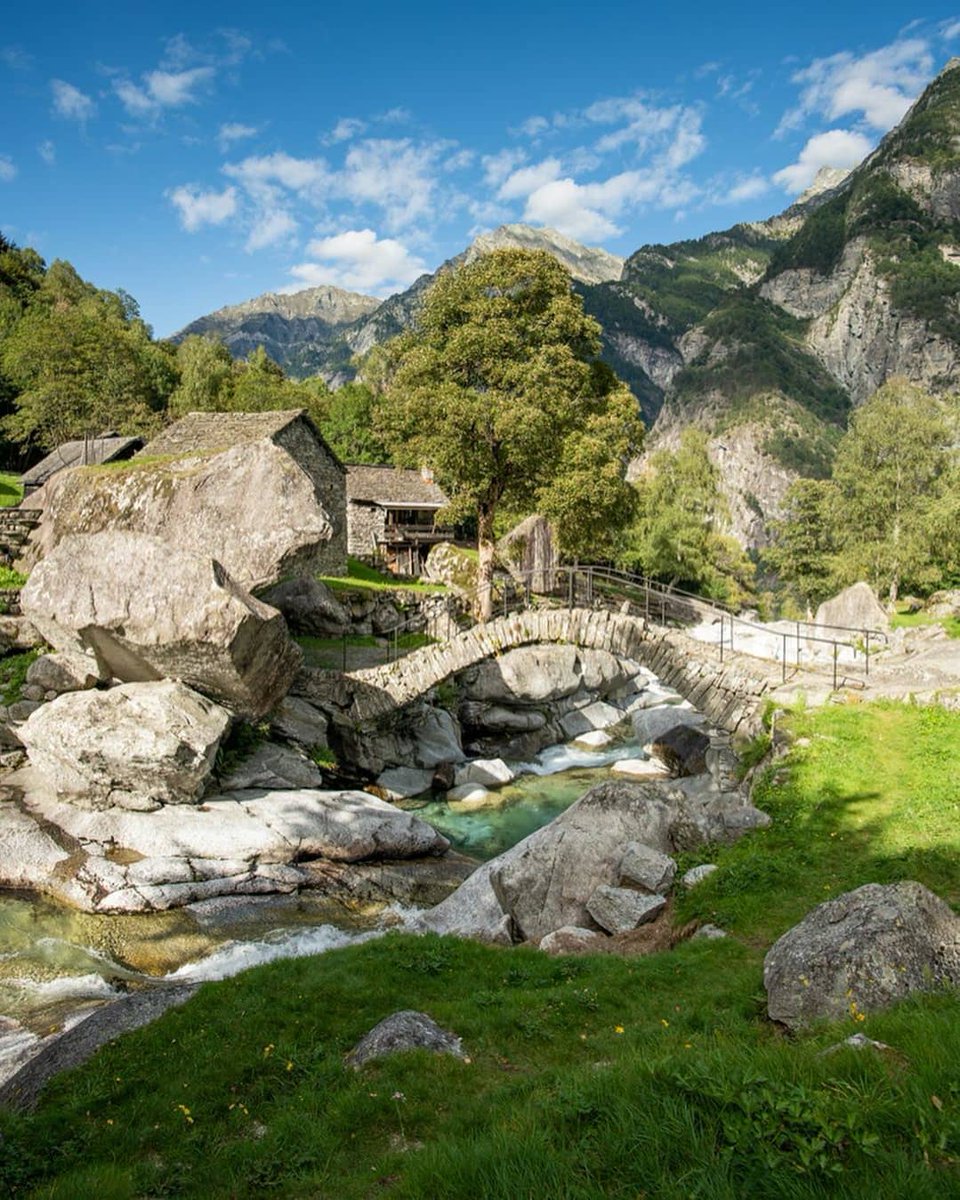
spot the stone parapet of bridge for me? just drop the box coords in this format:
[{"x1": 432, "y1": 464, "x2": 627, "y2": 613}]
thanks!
[{"x1": 298, "y1": 608, "x2": 777, "y2": 736}]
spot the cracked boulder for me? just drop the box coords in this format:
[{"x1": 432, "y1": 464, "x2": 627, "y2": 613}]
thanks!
[
  {"x1": 17, "y1": 680, "x2": 230, "y2": 811},
  {"x1": 764, "y1": 881, "x2": 960, "y2": 1030},
  {"x1": 20, "y1": 531, "x2": 300, "y2": 719}
]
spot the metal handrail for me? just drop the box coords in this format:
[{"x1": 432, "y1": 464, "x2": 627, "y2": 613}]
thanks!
[{"x1": 489, "y1": 563, "x2": 888, "y2": 691}]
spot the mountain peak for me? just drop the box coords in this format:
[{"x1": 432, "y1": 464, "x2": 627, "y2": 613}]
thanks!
[{"x1": 466, "y1": 223, "x2": 624, "y2": 285}]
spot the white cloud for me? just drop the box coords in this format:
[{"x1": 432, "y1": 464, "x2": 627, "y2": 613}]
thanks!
[
  {"x1": 1, "y1": 46, "x2": 32, "y2": 70},
  {"x1": 719, "y1": 175, "x2": 770, "y2": 203},
  {"x1": 37, "y1": 140, "x2": 55, "y2": 166},
  {"x1": 218, "y1": 122, "x2": 258, "y2": 151},
  {"x1": 523, "y1": 174, "x2": 639, "y2": 241},
  {"x1": 115, "y1": 66, "x2": 215, "y2": 117},
  {"x1": 168, "y1": 184, "x2": 238, "y2": 231},
  {"x1": 773, "y1": 128, "x2": 872, "y2": 193},
  {"x1": 51, "y1": 79, "x2": 96, "y2": 122},
  {"x1": 497, "y1": 158, "x2": 563, "y2": 200},
  {"x1": 245, "y1": 208, "x2": 298, "y2": 251},
  {"x1": 224, "y1": 151, "x2": 329, "y2": 194},
  {"x1": 0, "y1": 156, "x2": 16, "y2": 183},
  {"x1": 482, "y1": 148, "x2": 527, "y2": 187},
  {"x1": 327, "y1": 117, "x2": 367, "y2": 144},
  {"x1": 290, "y1": 228, "x2": 426, "y2": 295},
  {"x1": 941, "y1": 19, "x2": 960, "y2": 40},
  {"x1": 519, "y1": 115, "x2": 549, "y2": 137},
  {"x1": 778, "y1": 37, "x2": 932, "y2": 135},
  {"x1": 338, "y1": 138, "x2": 443, "y2": 230}
]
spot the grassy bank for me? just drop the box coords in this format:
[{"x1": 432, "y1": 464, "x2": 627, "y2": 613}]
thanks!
[
  {"x1": 3, "y1": 701, "x2": 960, "y2": 1198},
  {"x1": 319, "y1": 557, "x2": 447, "y2": 596}
]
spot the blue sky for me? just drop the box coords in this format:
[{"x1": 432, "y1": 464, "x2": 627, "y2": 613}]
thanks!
[{"x1": 2, "y1": 2, "x2": 958, "y2": 337}]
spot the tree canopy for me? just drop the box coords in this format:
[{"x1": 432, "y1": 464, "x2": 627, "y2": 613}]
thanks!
[
  {"x1": 768, "y1": 379, "x2": 960, "y2": 608},
  {"x1": 619, "y1": 428, "x2": 753, "y2": 604},
  {"x1": 375, "y1": 248, "x2": 643, "y2": 616}
]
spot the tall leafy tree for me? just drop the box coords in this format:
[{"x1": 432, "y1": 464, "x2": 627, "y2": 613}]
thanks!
[
  {"x1": 1, "y1": 262, "x2": 172, "y2": 449},
  {"x1": 765, "y1": 478, "x2": 839, "y2": 615},
  {"x1": 376, "y1": 249, "x2": 643, "y2": 618},
  {"x1": 830, "y1": 378, "x2": 956, "y2": 604},
  {"x1": 621, "y1": 428, "x2": 753, "y2": 603}
]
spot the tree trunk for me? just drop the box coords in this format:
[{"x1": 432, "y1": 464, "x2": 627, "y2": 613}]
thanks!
[{"x1": 477, "y1": 505, "x2": 496, "y2": 622}]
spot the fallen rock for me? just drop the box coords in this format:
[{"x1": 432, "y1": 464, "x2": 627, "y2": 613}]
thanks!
[
  {"x1": 446, "y1": 783, "x2": 491, "y2": 804},
  {"x1": 539, "y1": 926, "x2": 603, "y2": 955},
  {"x1": 259, "y1": 575, "x2": 350, "y2": 635},
  {"x1": 924, "y1": 588, "x2": 960, "y2": 619},
  {"x1": 649, "y1": 725, "x2": 710, "y2": 777},
  {"x1": 18, "y1": 681, "x2": 230, "y2": 810},
  {"x1": 270, "y1": 696, "x2": 328, "y2": 748},
  {"x1": 25, "y1": 651, "x2": 102, "y2": 696},
  {"x1": 573, "y1": 730, "x2": 613, "y2": 749},
  {"x1": 454, "y1": 758, "x2": 515, "y2": 788},
  {"x1": 0, "y1": 616, "x2": 45, "y2": 651},
  {"x1": 631, "y1": 706, "x2": 704, "y2": 746},
  {"x1": 586, "y1": 885, "x2": 666, "y2": 934},
  {"x1": 815, "y1": 581, "x2": 889, "y2": 633},
  {"x1": 348, "y1": 1011, "x2": 466, "y2": 1068},
  {"x1": 21, "y1": 532, "x2": 300, "y2": 719},
  {"x1": 619, "y1": 842, "x2": 676, "y2": 893},
  {"x1": 681, "y1": 863, "x2": 718, "y2": 888},
  {"x1": 560, "y1": 701, "x2": 624, "y2": 739},
  {"x1": 414, "y1": 862, "x2": 514, "y2": 945},
  {"x1": 376, "y1": 766, "x2": 433, "y2": 800},
  {"x1": 693, "y1": 924, "x2": 727, "y2": 940},
  {"x1": 497, "y1": 513, "x2": 556, "y2": 593},
  {"x1": 764, "y1": 881, "x2": 960, "y2": 1030},
  {"x1": 412, "y1": 708, "x2": 463, "y2": 768},
  {"x1": 219, "y1": 742, "x2": 324, "y2": 791}
]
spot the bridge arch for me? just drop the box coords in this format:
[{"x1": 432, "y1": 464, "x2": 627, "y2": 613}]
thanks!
[{"x1": 301, "y1": 608, "x2": 775, "y2": 736}]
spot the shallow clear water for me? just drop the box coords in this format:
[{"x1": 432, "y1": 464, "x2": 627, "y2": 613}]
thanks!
[
  {"x1": 0, "y1": 730, "x2": 652, "y2": 1073},
  {"x1": 407, "y1": 737, "x2": 648, "y2": 860}
]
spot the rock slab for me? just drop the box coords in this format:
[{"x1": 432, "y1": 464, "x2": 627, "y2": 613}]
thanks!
[
  {"x1": 21, "y1": 531, "x2": 300, "y2": 719},
  {"x1": 764, "y1": 881, "x2": 960, "y2": 1029},
  {"x1": 586, "y1": 885, "x2": 666, "y2": 934}
]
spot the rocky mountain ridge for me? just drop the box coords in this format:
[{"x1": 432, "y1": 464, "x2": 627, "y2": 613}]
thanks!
[{"x1": 174, "y1": 59, "x2": 960, "y2": 547}]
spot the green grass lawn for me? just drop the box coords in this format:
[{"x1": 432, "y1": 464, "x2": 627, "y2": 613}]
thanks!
[
  {"x1": 319, "y1": 557, "x2": 447, "y2": 595},
  {"x1": 4, "y1": 702, "x2": 960, "y2": 1198},
  {"x1": 890, "y1": 609, "x2": 960, "y2": 638},
  {"x1": 0, "y1": 472, "x2": 23, "y2": 508}
]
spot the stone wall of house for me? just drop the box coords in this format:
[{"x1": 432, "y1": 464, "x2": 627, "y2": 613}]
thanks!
[
  {"x1": 275, "y1": 421, "x2": 347, "y2": 576},
  {"x1": 346, "y1": 501, "x2": 386, "y2": 558}
]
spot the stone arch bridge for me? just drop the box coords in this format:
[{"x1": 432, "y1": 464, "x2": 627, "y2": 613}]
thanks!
[{"x1": 297, "y1": 608, "x2": 792, "y2": 736}]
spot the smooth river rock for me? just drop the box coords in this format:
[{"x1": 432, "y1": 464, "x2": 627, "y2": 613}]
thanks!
[{"x1": 1, "y1": 768, "x2": 451, "y2": 912}]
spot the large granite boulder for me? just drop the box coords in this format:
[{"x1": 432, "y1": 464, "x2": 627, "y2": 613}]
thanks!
[
  {"x1": 1, "y1": 768, "x2": 451, "y2": 912},
  {"x1": 815, "y1": 582, "x2": 890, "y2": 633},
  {"x1": 421, "y1": 779, "x2": 769, "y2": 945},
  {"x1": 18, "y1": 681, "x2": 230, "y2": 811},
  {"x1": 259, "y1": 576, "x2": 350, "y2": 635},
  {"x1": 764, "y1": 881, "x2": 960, "y2": 1029},
  {"x1": 924, "y1": 589, "x2": 960, "y2": 618},
  {"x1": 21, "y1": 531, "x2": 300, "y2": 719},
  {"x1": 21, "y1": 410, "x2": 346, "y2": 590},
  {"x1": 497, "y1": 514, "x2": 557, "y2": 593}
]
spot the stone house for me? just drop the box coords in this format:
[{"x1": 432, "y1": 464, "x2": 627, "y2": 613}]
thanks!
[
  {"x1": 346, "y1": 464, "x2": 450, "y2": 576},
  {"x1": 20, "y1": 434, "x2": 143, "y2": 498},
  {"x1": 22, "y1": 409, "x2": 347, "y2": 590}
]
